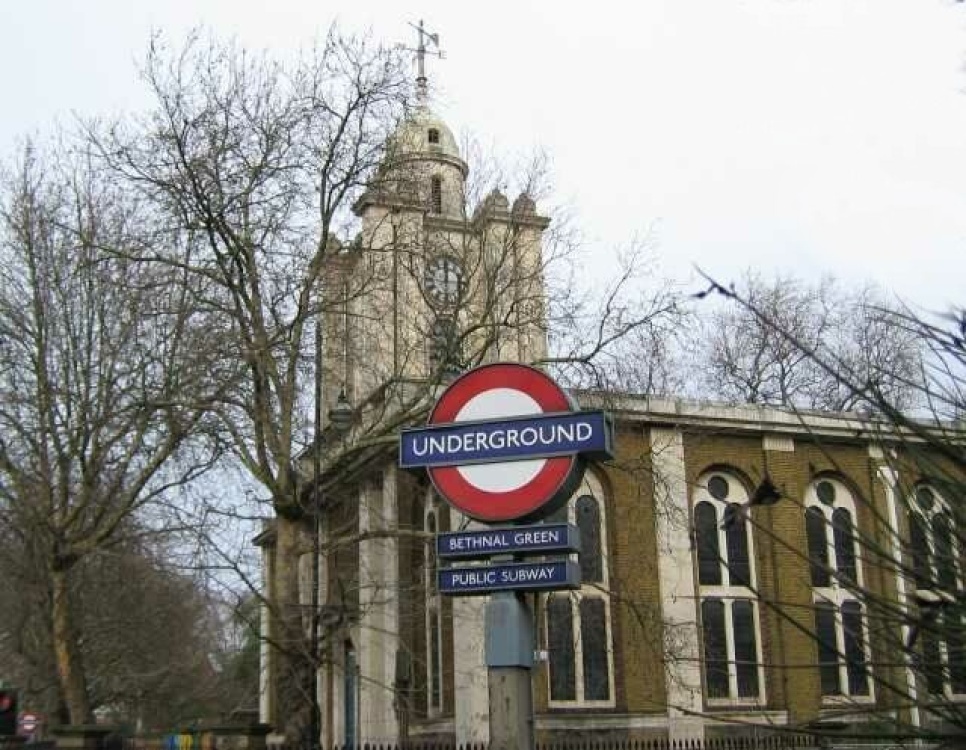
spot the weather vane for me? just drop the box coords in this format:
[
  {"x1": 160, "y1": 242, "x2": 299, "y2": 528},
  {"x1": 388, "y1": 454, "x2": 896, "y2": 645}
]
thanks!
[{"x1": 401, "y1": 20, "x2": 444, "y2": 102}]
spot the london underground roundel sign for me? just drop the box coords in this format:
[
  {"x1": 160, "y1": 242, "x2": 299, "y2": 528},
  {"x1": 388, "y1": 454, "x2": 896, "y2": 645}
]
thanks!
[{"x1": 399, "y1": 363, "x2": 613, "y2": 523}]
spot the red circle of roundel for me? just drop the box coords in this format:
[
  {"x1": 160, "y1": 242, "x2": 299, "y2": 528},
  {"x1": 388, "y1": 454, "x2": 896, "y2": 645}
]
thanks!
[{"x1": 427, "y1": 363, "x2": 577, "y2": 522}]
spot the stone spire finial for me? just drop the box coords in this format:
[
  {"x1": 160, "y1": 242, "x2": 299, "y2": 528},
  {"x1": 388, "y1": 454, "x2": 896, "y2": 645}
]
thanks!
[{"x1": 512, "y1": 194, "x2": 536, "y2": 215}]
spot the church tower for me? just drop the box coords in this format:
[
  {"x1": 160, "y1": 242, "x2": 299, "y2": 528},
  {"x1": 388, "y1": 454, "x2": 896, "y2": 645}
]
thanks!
[
  {"x1": 311, "y1": 24, "x2": 552, "y2": 748},
  {"x1": 320, "y1": 44, "x2": 549, "y2": 418}
]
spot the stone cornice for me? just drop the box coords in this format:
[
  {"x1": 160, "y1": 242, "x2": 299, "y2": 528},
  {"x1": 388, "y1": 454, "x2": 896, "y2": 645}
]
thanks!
[
  {"x1": 352, "y1": 189, "x2": 424, "y2": 216},
  {"x1": 386, "y1": 151, "x2": 469, "y2": 177},
  {"x1": 470, "y1": 209, "x2": 551, "y2": 231},
  {"x1": 424, "y1": 214, "x2": 473, "y2": 233},
  {"x1": 575, "y1": 391, "x2": 964, "y2": 445}
]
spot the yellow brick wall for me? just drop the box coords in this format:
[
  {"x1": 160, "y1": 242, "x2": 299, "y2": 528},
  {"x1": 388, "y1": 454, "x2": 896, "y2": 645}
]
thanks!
[
  {"x1": 602, "y1": 424, "x2": 668, "y2": 713},
  {"x1": 679, "y1": 432, "x2": 902, "y2": 723},
  {"x1": 685, "y1": 431, "x2": 824, "y2": 721},
  {"x1": 395, "y1": 414, "x2": 953, "y2": 739}
]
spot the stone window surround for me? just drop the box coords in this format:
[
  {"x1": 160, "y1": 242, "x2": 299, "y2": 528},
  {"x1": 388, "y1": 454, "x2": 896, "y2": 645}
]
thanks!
[
  {"x1": 805, "y1": 476, "x2": 875, "y2": 704},
  {"x1": 693, "y1": 470, "x2": 767, "y2": 707},
  {"x1": 907, "y1": 484, "x2": 966, "y2": 698},
  {"x1": 545, "y1": 473, "x2": 616, "y2": 709}
]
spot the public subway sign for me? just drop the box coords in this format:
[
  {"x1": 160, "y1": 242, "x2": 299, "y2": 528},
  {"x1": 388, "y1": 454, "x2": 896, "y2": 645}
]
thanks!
[
  {"x1": 438, "y1": 559, "x2": 581, "y2": 595},
  {"x1": 399, "y1": 363, "x2": 613, "y2": 523}
]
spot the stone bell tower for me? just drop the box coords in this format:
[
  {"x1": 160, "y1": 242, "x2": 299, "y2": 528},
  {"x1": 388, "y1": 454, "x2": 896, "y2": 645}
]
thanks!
[
  {"x1": 312, "y1": 24, "x2": 550, "y2": 419},
  {"x1": 322, "y1": 100, "x2": 550, "y2": 417},
  {"x1": 311, "y1": 23, "x2": 551, "y2": 748}
]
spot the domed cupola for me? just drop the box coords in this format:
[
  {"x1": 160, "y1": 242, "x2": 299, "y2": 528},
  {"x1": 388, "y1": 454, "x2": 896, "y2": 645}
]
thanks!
[
  {"x1": 387, "y1": 107, "x2": 466, "y2": 173},
  {"x1": 383, "y1": 106, "x2": 469, "y2": 186},
  {"x1": 354, "y1": 23, "x2": 467, "y2": 217},
  {"x1": 366, "y1": 106, "x2": 467, "y2": 218}
]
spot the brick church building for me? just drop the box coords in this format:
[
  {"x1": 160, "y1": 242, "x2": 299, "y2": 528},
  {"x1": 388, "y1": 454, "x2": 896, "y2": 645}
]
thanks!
[{"x1": 255, "y1": 79, "x2": 963, "y2": 747}]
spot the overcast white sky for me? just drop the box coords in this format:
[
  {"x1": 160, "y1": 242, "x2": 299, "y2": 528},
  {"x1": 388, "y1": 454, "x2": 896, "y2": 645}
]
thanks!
[{"x1": 2, "y1": 0, "x2": 965, "y2": 308}]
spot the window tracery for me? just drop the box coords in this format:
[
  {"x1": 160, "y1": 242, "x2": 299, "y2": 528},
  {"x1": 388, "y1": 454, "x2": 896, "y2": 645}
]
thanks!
[
  {"x1": 693, "y1": 471, "x2": 764, "y2": 702},
  {"x1": 907, "y1": 484, "x2": 966, "y2": 696},
  {"x1": 544, "y1": 480, "x2": 614, "y2": 706},
  {"x1": 805, "y1": 477, "x2": 871, "y2": 698}
]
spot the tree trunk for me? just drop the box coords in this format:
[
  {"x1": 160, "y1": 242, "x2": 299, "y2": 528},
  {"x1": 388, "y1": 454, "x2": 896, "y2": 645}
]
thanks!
[
  {"x1": 50, "y1": 565, "x2": 93, "y2": 724},
  {"x1": 273, "y1": 514, "x2": 313, "y2": 742}
]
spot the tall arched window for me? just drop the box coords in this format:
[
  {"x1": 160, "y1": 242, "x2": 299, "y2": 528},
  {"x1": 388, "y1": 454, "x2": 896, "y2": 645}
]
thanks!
[
  {"x1": 907, "y1": 485, "x2": 966, "y2": 696},
  {"x1": 424, "y1": 498, "x2": 443, "y2": 715},
  {"x1": 805, "y1": 477, "x2": 871, "y2": 698},
  {"x1": 544, "y1": 476, "x2": 614, "y2": 707},
  {"x1": 430, "y1": 175, "x2": 443, "y2": 214},
  {"x1": 343, "y1": 640, "x2": 357, "y2": 747},
  {"x1": 693, "y1": 471, "x2": 764, "y2": 702},
  {"x1": 429, "y1": 317, "x2": 461, "y2": 375}
]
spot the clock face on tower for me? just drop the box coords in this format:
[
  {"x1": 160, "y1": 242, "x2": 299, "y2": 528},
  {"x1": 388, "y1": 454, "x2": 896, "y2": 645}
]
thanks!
[{"x1": 424, "y1": 256, "x2": 463, "y2": 306}]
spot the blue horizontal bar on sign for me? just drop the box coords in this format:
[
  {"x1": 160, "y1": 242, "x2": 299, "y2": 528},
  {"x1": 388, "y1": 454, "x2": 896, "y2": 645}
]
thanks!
[
  {"x1": 399, "y1": 410, "x2": 612, "y2": 469},
  {"x1": 438, "y1": 560, "x2": 581, "y2": 596},
  {"x1": 436, "y1": 523, "x2": 580, "y2": 560}
]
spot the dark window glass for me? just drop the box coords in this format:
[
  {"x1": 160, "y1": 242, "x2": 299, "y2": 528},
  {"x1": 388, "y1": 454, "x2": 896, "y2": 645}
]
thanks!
[
  {"x1": 430, "y1": 176, "x2": 442, "y2": 213},
  {"x1": 917, "y1": 486, "x2": 936, "y2": 511},
  {"x1": 547, "y1": 596, "x2": 576, "y2": 701},
  {"x1": 909, "y1": 513, "x2": 932, "y2": 589},
  {"x1": 833, "y1": 508, "x2": 858, "y2": 584},
  {"x1": 933, "y1": 514, "x2": 957, "y2": 592},
  {"x1": 430, "y1": 611, "x2": 441, "y2": 708},
  {"x1": 945, "y1": 612, "x2": 966, "y2": 694},
  {"x1": 344, "y1": 642, "x2": 357, "y2": 747},
  {"x1": 816, "y1": 480, "x2": 836, "y2": 506},
  {"x1": 576, "y1": 495, "x2": 603, "y2": 583},
  {"x1": 429, "y1": 317, "x2": 460, "y2": 372},
  {"x1": 725, "y1": 504, "x2": 751, "y2": 586},
  {"x1": 579, "y1": 597, "x2": 610, "y2": 700},
  {"x1": 702, "y1": 598, "x2": 729, "y2": 698},
  {"x1": 428, "y1": 128, "x2": 440, "y2": 144},
  {"x1": 806, "y1": 507, "x2": 830, "y2": 587},
  {"x1": 732, "y1": 600, "x2": 759, "y2": 698},
  {"x1": 695, "y1": 502, "x2": 722, "y2": 586},
  {"x1": 815, "y1": 603, "x2": 841, "y2": 695},
  {"x1": 842, "y1": 601, "x2": 869, "y2": 696},
  {"x1": 921, "y1": 627, "x2": 945, "y2": 695},
  {"x1": 707, "y1": 475, "x2": 729, "y2": 500}
]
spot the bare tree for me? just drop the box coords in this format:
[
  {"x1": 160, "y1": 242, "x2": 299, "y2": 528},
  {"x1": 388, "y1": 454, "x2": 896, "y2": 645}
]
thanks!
[
  {"x1": 693, "y1": 271, "x2": 923, "y2": 411},
  {"x1": 85, "y1": 29, "x2": 412, "y2": 740},
  {"x1": 0, "y1": 529, "x2": 233, "y2": 730},
  {"x1": 80, "y1": 27, "x2": 689, "y2": 741},
  {"x1": 0, "y1": 142, "x2": 223, "y2": 723}
]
